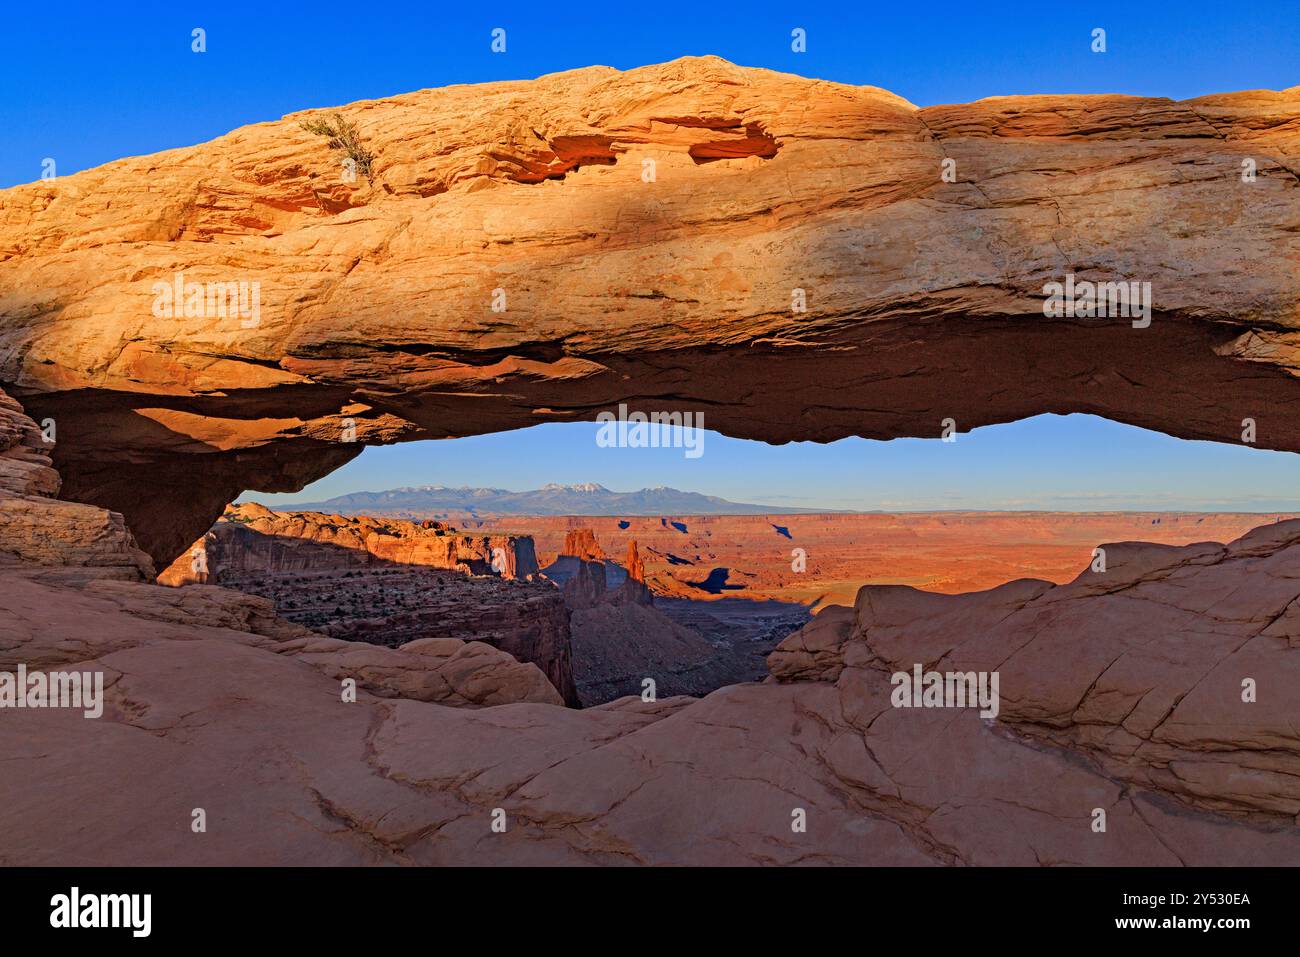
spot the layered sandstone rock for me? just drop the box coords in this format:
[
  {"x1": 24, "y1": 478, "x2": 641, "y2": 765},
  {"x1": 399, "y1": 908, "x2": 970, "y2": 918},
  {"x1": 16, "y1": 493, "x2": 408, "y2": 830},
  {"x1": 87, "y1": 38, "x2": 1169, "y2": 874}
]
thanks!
[
  {"x1": 159, "y1": 502, "x2": 539, "y2": 584},
  {"x1": 1, "y1": 59, "x2": 1297, "y2": 567},
  {"x1": 0, "y1": 387, "x2": 153, "y2": 581},
  {"x1": 560, "y1": 556, "x2": 608, "y2": 611},
  {"x1": 619, "y1": 540, "x2": 653, "y2": 606},
  {"x1": 157, "y1": 501, "x2": 578, "y2": 705},
  {"x1": 562, "y1": 528, "x2": 604, "y2": 562},
  {"x1": 556, "y1": 531, "x2": 652, "y2": 610},
  {"x1": 315, "y1": 579, "x2": 578, "y2": 707},
  {"x1": 0, "y1": 389, "x2": 58, "y2": 497},
  {"x1": 3, "y1": 522, "x2": 1299, "y2": 864},
  {"x1": 555, "y1": 528, "x2": 798, "y2": 704}
]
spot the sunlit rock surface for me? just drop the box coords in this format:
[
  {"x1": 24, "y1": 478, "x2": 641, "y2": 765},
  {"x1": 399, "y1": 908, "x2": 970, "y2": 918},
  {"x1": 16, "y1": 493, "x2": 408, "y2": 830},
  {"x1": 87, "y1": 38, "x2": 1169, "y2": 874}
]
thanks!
[{"x1": 1, "y1": 59, "x2": 1297, "y2": 567}]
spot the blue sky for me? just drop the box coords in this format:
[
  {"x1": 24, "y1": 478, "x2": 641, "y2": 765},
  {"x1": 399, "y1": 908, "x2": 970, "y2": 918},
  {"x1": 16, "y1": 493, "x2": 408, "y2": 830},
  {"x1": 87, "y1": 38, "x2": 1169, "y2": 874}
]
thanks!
[
  {"x1": 254, "y1": 416, "x2": 1300, "y2": 512},
  {"x1": 3, "y1": 2, "x2": 1296, "y2": 189},
  {"x1": 6, "y1": 3, "x2": 1298, "y2": 510}
]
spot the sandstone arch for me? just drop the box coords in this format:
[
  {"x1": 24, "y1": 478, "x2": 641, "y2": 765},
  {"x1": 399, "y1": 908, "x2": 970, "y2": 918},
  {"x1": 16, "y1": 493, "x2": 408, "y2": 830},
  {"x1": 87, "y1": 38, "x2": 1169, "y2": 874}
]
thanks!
[{"x1": 1, "y1": 57, "x2": 1298, "y2": 568}]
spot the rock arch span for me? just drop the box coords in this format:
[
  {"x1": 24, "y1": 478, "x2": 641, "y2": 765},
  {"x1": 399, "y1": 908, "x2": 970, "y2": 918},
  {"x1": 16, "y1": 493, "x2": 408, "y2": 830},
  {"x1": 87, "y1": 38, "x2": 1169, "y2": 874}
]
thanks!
[{"x1": 1, "y1": 57, "x2": 1298, "y2": 568}]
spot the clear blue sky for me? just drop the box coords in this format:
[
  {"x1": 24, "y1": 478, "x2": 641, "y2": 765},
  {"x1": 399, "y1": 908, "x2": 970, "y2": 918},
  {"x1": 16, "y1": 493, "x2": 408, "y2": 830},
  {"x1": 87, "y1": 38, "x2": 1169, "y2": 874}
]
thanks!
[
  {"x1": 254, "y1": 416, "x2": 1300, "y2": 512},
  {"x1": 3, "y1": 2, "x2": 1296, "y2": 189},
  {"x1": 6, "y1": 3, "x2": 1298, "y2": 510}
]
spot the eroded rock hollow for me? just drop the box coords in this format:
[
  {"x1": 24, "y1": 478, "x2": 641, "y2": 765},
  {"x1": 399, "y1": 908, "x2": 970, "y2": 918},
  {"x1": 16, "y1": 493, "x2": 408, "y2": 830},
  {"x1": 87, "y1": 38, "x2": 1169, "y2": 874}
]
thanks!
[{"x1": 1, "y1": 58, "x2": 1298, "y2": 567}]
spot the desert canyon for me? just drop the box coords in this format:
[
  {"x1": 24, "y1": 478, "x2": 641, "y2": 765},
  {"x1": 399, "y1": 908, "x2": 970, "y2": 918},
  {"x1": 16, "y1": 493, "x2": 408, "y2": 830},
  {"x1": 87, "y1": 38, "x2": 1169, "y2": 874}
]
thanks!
[{"x1": 1, "y1": 57, "x2": 1299, "y2": 865}]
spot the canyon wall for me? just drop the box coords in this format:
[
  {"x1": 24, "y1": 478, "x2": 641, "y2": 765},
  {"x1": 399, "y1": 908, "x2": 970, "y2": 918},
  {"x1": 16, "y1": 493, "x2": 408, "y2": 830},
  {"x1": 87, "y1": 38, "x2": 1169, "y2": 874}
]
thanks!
[
  {"x1": 554, "y1": 528, "x2": 792, "y2": 705},
  {"x1": 158, "y1": 502, "x2": 577, "y2": 706},
  {"x1": 159, "y1": 502, "x2": 539, "y2": 584}
]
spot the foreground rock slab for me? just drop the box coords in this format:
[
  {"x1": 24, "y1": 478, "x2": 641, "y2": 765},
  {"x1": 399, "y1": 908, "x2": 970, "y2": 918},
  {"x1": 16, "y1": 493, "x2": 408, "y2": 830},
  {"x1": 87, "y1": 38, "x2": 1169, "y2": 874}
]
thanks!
[{"x1": 3, "y1": 522, "x2": 1298, "y2": 864}]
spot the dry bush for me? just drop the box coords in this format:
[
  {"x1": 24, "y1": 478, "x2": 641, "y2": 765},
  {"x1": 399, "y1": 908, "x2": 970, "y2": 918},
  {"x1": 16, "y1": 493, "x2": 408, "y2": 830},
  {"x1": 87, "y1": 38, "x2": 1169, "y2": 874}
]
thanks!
[{"x1": 299, "y1": 112, "x2": 375, "y2": 184}]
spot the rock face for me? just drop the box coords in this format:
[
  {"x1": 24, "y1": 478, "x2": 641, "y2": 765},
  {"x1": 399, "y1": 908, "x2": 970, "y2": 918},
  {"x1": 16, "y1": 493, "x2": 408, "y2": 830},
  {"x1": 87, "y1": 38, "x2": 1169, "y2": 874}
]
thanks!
[
  {"x1": 556, "y1": 530, "x2": 652, "y2": 611},
  {"x1": 620, "y1": 540, "x2": 653, "y2": 605},
  {"x1": 567, "y1": 601, "x2": 741, "y2": 706},
  {"x1": 562, "y1": 528, "x2": 604, "y2": 562},
  {"x1": 769, "y1": 520, "x2": 1300, "y2": 825},
  {"x1": 0, "y1": 389, "x2": 59, "y2": 498},
  {"x1": 554, "y1": 528, "x2": 800, "y2": 705},
  {"x1": 1, "y1": 58, "x2": 1298, "y2": 568},
  {"x1": 314, "y1": 579, "x2": 579, "y2": 707},
  {"x1": 4, "y1": 521, "x2": 1300, "y2": 864},
  {"x1": 560, "y1": 555, "x2": 608, "y2": 611},
  {"x1": 0, "y1": 565, "x2": 564, "y2": 713},
  {"x1": 158, "y1": 502, "x2": 578, "y2": 706},
  {"x1": 159, "y1": 502, "x2": 540, "y2": 584},
  {"x1": 0, "y1": 387, "x2": 153, "y2": 581}
]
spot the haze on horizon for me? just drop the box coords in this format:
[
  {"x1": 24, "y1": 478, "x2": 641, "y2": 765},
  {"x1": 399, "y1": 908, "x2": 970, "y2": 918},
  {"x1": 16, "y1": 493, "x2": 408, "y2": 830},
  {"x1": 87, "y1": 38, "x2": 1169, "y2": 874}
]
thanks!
[{"x1": 247, "y1": 413, "x2": 1300, "y2": 513}]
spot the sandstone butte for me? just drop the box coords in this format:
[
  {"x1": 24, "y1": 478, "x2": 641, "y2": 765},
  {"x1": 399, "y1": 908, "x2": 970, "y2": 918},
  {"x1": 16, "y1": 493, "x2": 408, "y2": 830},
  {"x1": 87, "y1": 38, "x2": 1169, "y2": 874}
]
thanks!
[
  {"x1": 0, "y1": 57, "x2": 1298, "y2": 569},
  {"x1": 1, "y1": 58, "x2": 1300, "y2": 865}
]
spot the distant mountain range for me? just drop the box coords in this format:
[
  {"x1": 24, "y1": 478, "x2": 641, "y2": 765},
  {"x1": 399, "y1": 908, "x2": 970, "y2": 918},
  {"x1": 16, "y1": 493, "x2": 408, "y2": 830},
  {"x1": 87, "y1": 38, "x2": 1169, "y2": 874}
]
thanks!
[{"x1": 281, "y1": 483, "x2": 829, "y2": 516}]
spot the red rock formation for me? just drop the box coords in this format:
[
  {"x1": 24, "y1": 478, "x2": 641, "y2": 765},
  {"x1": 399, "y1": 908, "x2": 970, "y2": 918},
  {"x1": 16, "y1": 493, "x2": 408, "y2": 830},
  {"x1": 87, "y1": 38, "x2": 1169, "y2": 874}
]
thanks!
[
  {"x1": 562, "y1": 528, "x2": 605, "y2": 562},
  {"x1": 613, "y1": 540, "x2": 653, "y2": 606},
  {"x1": 2, "y1": 60, "x2": 1298, "y2": 567},
  {"x1": 456, "y1": 511, "x2": 1300, "y2": 608},
  {"x1": 554, "y1": 530, "x2": 652, "y2": 610},
  {"x1": 552, "y1": 532, "x2": 739, "y2": 703},
  {"x1": 0, "y1": 389, "x2": 59, "y2": 498},
  {"x1": 625, "y1": 540, "x2": 645, "y2": 583},
  {"x1": 156, "y1": 501, "x2": 578, "y2": 705},
  {"x1": 558, "y1": 527, "x2": 625, "y2": 611},
  {"x1": 561, "y1": 558, "x2": 607, "y2": 611},
  {"x1": 159, "y1": 502, "x2": 539, "y2": 585}
]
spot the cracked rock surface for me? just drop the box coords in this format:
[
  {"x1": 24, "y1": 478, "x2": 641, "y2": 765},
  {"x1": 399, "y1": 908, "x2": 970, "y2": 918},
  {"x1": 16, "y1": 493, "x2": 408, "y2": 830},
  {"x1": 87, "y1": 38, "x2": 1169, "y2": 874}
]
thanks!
[{"x1": 3, "y1": 519, "x2": 1298, "y2": 864}]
